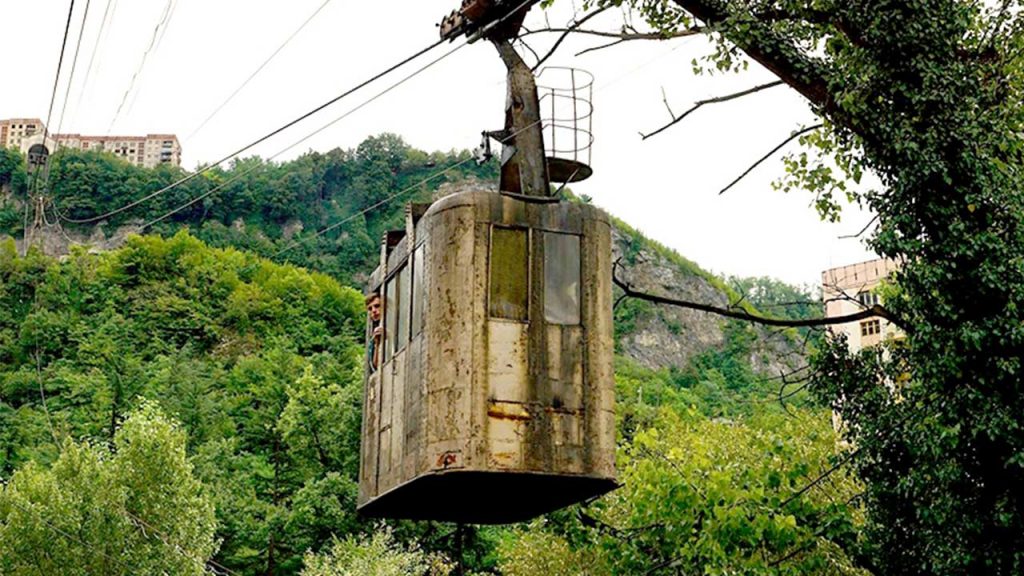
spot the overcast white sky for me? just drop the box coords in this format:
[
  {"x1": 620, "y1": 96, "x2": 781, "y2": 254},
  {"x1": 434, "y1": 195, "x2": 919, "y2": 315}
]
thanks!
[{"x1": 0, "y1": 0, "x2": 877, "y2": 286}]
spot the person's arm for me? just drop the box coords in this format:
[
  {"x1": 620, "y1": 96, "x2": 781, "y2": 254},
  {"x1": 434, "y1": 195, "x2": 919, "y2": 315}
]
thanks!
[{"x1": 371, "y1": 325, "x2": 382, "y2": 370}]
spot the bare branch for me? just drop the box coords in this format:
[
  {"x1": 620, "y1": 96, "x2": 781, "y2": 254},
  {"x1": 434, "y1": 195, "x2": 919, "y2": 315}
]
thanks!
[
  {"x1": 516, "y1": 38, "x2": 541, "y2": 67},
  {"x1": 763, "y1": 363, "x2": 813, "y2": 382},
  {"x1": 613, "y1": 267, "x2": 905, "y2": 330},
  {"x1": 719, "y1": 124, "x2": 822, "y2": 195},
  {"x1": 642, "y1": 80, "x2": 784, "y2": 140},
  {"x1": 779, "y1": 447, "x2": 860, "y2": 510},
  {"x1": 575, "y1": 38, "x2": 627, "y2": 57},
  {"x1": 522, "y1": 26, "x2": 701, "y2": 41},
  {"x1": 531, "y1": 6, "x2": 611, "y2": 72},
  {"x1": 838, "y1": 214, "x2": 879, "y2": 239},
  {"x1": 660, "y1": 86, "x2": 676, "y2": 120}
]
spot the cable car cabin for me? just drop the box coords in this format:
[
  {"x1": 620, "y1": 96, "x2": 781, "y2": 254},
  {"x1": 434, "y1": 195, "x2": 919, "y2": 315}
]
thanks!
[{"x1": 358, "y1": 190, "x2": 616, "y2": 524}]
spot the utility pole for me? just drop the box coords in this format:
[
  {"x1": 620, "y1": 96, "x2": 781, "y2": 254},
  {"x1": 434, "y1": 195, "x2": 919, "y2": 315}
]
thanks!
[
  {"x1": 23, "y1": 144, "x2": 50, "y2": 256},
  {"x1": 22, "y1": 143, "x2": 65, "y2": 257}
]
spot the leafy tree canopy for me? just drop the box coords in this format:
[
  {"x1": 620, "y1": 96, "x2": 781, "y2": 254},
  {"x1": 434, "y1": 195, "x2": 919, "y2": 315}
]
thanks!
[
  {"x1": 498, "y1": 407, "x2": 865, "y2": 575},
  {"x1": 0, "y1": 232, "x2": 367, "y2": 574},
  {"x1": 0, "y1": 401, "x2": 218, "y2": 576},
  {"x1": 0, "y1": 134, "x2": 497, "y2": 285},
  {"x1": 558, "y1": 1, "x2": 1024, "y2": 573}
]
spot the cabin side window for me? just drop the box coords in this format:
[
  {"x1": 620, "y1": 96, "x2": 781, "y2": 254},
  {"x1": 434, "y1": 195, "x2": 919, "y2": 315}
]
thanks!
[
  {"x1": 543, "y1": 232, "x2": 581, "y2": 325},
  {"x1": 489, "y1": 227, "x2": 529, "y2": 321},
  {"x1": 384, "y1": 273, "x2": 398, "y2": 363},
  {"x1": 411, "y1": 245, "x2": 425, "y2": 336},
  {"x1": 395, "y1": 263, "x2": 410, "y2": 354}
]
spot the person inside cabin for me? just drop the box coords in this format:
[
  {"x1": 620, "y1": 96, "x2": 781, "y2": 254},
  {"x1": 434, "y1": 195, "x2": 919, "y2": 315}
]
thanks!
[{"x1": 366, "y1": 292, "x2": 383, "y2": 372}]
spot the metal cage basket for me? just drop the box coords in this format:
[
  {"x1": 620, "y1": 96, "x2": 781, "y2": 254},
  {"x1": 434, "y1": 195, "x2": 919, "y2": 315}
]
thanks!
[{"x1": 537, "y1": 67, "x2": 594, "y2": 183}]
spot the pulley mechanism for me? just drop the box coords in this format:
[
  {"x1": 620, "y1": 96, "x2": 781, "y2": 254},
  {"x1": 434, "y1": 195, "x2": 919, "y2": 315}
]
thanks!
[
  {"x1": 439, "y1": 0, "x2": 542, "y2": 44},
  {"x1": 439, "y1": 0, "x2": 593, "y2": 198}
]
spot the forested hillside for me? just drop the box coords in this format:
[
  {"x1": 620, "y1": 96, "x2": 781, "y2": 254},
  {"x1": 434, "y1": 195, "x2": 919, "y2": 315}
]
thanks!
[
  {"x1": 0, "y1": 141, "x2": 863, "y2": 575},
  {"x1": 0, "y1": 135, "x2": 497, "y2": 286}
]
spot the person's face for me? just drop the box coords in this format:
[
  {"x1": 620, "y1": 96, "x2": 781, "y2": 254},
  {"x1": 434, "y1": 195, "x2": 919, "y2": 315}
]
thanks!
[{"x1": 368, "y1": 297, "x2": 382, "y2": 322}]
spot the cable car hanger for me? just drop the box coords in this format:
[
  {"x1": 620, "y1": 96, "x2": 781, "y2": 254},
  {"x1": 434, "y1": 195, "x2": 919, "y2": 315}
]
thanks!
[{"x1": 356, "y1": 0, "x2": 614, "y2": 525}]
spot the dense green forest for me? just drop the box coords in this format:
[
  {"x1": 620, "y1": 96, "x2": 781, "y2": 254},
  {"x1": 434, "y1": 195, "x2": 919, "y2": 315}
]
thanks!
[
  {"x1": 1, "y1": 135, "x2": 497, "y2": 286},
  {"x1": 0, "y1": 141, "x2": 860, "y2": 575}
]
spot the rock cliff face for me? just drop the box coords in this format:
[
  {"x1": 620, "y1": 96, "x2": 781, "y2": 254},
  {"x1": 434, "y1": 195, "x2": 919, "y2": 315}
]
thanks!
[
  {"x1": 612, "y1": 227, "x2": 729, "y2": 370},
  {"x1": 610, "y1": 223, "x2": 804, "y2": 375}
]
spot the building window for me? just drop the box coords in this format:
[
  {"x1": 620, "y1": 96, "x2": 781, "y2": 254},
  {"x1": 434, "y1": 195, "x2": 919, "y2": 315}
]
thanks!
[
  {"x1": 489, "y1": 227, "x2": 529, "y2": 321},
  {"x1": 543, "y1": 232, "x2": 581, "y2": 325},
  {"x1": 857, "y1": 291, "x2": 879, "y2": 307},
  {"x1": 860, "y1": 319, "x2": 881, "y2": 337}
]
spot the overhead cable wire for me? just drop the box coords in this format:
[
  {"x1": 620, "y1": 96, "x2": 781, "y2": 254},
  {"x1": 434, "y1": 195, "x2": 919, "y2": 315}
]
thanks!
[
  {"x1": 152, "y1": 0, "x2": 178, "y2": 55},
  {"x1": 31, "y1": 0, "x2": 77, "y2": 197},
  {"x1": 54, "y1": 0, "x2": 94, "y2": 142},
  {"x1": 62, "y1": 0, "x2": 540, "y2": 225},
  {"x1": 268, "y1": 18, "x2": 651, "y2": 263},
  {"x1": 75, "y1": 0, "x2": 117, "y2": 117},
  {"x1": 269, "y1": 117, "x2": 547, "y2": 265},
  {"x1": 106, "y1": 0, "x2": 175, "y2": 134},
  {"x1": 126, "y1": 0, "x2": 179, "y2": 116},
  {"x1": 271, "y1": 155, "x2": 479, "y2": 263},
  {"x1": 61, "y1": 34, "x2": 451, "y2": 224},
  {"x1": 139, "y1": 38, "x2": 471, "y2": 231},
  {"x1": 184, "y1": 0, "x2": 336, "y2": 143}
]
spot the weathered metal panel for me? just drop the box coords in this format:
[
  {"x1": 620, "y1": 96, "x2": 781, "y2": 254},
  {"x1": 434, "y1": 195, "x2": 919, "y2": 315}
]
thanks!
[
  {"x1": 425, "y1": 204, "x2": 476, "y2": 471},
  {"x1": 488, "y1": 321, "x2": 529, "y2": 402},
  {"x1": 487, "y1": 401, "x2": 526, "y2": 469},
  {"x1": 545, "y1": 325, "x2": 584, "y2": 409},
  {"x1": 469, "y1": 222, "x2": 490, "y2": 469},
  {"x1": 378, "y1": 361, "x2": 395, "y2": 493},
  {"x1": 524, "y1": 220, "x2": 553, "y2": 473},
  {"x1": 389, "y1": 348, "x2": 407, "y2": 489},
  {"x1": 359, "y1": 370, "x2": 381, "y2": 502},
  {"x1": 403, "y1": 334, "x2": 425, "y2": 484}
]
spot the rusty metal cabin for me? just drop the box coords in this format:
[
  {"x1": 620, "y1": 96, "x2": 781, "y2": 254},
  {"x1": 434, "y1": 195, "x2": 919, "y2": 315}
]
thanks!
[{"x1": 358, "y1": 192, "x2": 616, "y2": 524}]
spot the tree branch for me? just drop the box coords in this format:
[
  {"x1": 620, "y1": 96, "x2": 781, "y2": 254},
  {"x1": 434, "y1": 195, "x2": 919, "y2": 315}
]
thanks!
[
  {"x1": 531, "y1": 6, "x2": 611, "y2": 72},
  {"x1": 575, "y1": 38, "x2": 627, "y2": 57},
  {"x1": 523, "y1": 26, "x2": 701, "y2": 41},
  {"x1": 719, "y1": 124, "x2": 822, "y2": 195},
  {"x1": 670, "y1": 0, "x2": 833, "y2": 110},
  {"x1": 613, "y1": 266, "x2": 904, "y2": 330},
  {"x1": 641, "y1": 80, "x2": 784, "y2": 140},
  {"x1": 780, "y1": 448, "x2": 860, "y2": 508},
  {"x1": 838, "y1": 214, "x2": 879, "y2": 239}
]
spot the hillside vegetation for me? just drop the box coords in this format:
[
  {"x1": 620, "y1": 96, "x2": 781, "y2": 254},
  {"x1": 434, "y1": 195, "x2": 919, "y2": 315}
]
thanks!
[{"x1": 0, "y1": 140, "x2": 861, "y2": 575}]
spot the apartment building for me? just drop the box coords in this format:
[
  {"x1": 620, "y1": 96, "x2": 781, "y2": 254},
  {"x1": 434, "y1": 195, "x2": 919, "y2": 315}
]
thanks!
[
  {"x1": 0, "y1": 118, "x2": 44, "y2": 150},
  {"x1": 2, "y1": 118, "x2": 182, "y2": 169},
  {"x1": 52, "y1": 133, "x2": 182, "y2": 169},
  {"x1": 822, "y1": 257, "x2": 902, "y2": 352}
]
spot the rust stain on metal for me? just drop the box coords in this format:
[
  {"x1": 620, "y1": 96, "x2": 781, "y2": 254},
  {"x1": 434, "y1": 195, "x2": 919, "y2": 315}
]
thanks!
[{"x1": 487, "y1": 402, "x2": 532, "y2": 421}]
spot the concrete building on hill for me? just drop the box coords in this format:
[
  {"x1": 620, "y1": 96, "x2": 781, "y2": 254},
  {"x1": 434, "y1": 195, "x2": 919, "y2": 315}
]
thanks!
[
  {"x1": 51, "y1": 133, "x2": 182, "y2": 169},
  {"x1": 0, "y1": 118, "x2": 44, "y2": 150},
  {"x1": 2, "y1": 118, "x2": 181, "y2": 169},
  {"x1": 822, "y1": 257, "x2": 902, "y2": 353}
]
